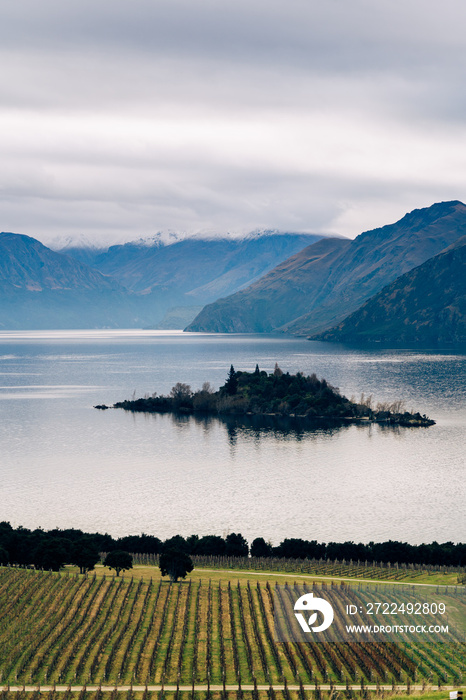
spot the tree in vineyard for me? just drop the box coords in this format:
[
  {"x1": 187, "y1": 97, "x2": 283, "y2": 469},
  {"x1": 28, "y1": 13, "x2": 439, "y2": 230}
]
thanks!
[
  {"x1": 71, "y1": 538, "x2": 100, "y2": 574},
  {"x1": 225, "y1": 533, "x2": 249, "y2": 557},
  {"x1": 103, "y1": 551, "x2": 133, "y2": 576},
  {"x1": 159, "y1": 549, "x2": 193, "y2": 582},
  {"x1": 0, "y1": 545, "x2": 8, "y2": 564},
  {"x1": 251, "y1": 538, "x2": 272, "y2": 558}
]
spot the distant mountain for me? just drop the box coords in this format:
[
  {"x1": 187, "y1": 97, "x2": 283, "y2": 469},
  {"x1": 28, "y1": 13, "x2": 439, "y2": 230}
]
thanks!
[
  {"x1": 0, "y1": 232, "x2": 147, "y2": 329},
  {"x1": 0, "y1": 232, "x2": 120, "y2": 293},
  {"x1": 0, "y1": 230, "x2": 323, "y2": 329},
  {"x1": 62, "y1": 232, "x2": 324, "y2": 303},
  {"x1": 313, "y1": 236, "x2": 466, "y2": 345},
  {"x1": 187, "y1": 201, "x2": 466, "y2": 336},
  {"x1": 185, "y1": 237, "x2": 350, "y2": 332},
  {"x1": 53, "y1": 244, "x2": 108, "y2": 268},
  {"x1": 46, "y1": 233, "x2": 108, "y2": 266},
  {"x1": 151, "y1": 306, "x2": 204, "y2": 330}
]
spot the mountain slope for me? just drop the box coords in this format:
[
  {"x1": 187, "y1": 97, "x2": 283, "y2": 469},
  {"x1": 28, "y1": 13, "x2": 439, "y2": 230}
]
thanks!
[
  {"x1": 0, "y1": 232, "x2": 121, "y2": 292},
  {"x1": 187, "y1": 201, "x2": 466, "y2": 335},
  {"x1": 0, "y1": 232, "x2": 148, "y2": 329},
  {"x1": 185, "y1": 237, "x2": 350, "y2": 332},
  {"x1": 64, "y1": 232, "x2": 323, "y2": 302},
  {"x1": 313, "y1": 237, "x2": 466, "y2": 345}
]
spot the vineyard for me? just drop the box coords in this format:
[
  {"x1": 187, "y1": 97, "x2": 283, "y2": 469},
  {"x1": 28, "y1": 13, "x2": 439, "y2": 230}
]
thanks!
[
  {"x1": 131, "y1": 555, "x2": 464, "y2": 584},
  {"x1": 0, "y1": 693, "x2": 458, "y2": 700},
  {"x1": 0, "y1": 567, "x2": 464, "y2": 690}
]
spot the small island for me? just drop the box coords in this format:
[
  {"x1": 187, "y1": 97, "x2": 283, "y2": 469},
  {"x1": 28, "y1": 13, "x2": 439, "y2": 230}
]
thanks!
[{"x1": 101, "y1": 364, "x2": 435, "y2": 427}]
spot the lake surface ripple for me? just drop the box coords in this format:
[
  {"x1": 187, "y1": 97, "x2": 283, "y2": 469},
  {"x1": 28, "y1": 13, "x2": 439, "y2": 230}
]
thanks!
[{"x1": 0, "y1": 330, "x2": 464, "y2": 545}]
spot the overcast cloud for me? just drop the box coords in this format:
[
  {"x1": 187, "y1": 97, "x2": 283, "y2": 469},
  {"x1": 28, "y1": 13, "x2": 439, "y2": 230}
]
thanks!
[{"x1": 1, "y1": 0, "x2": 466, "y2": 245}]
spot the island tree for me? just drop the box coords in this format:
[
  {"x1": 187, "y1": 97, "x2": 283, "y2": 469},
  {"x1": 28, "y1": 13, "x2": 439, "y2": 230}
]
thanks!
[{"x1": 224, "y1": 364, "x2": 238, "y2": 395}]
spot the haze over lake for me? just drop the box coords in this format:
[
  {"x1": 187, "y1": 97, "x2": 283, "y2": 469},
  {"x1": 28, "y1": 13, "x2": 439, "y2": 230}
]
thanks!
[{"x1": 0, "y1": 330, "x2": 464, "y2": 546}]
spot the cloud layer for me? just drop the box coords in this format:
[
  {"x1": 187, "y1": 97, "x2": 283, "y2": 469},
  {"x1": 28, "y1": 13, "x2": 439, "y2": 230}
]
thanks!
[{"x1": 1, "y1": 0, "x2": 466, "y2": 244}]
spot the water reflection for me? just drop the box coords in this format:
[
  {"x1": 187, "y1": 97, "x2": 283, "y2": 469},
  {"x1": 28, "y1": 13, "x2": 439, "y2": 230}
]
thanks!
[{"x1": 127, "y1": 408, "x2": 397, "y2": 441}]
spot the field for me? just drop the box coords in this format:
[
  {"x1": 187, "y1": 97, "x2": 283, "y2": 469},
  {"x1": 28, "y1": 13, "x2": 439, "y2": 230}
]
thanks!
[
  {"x1": 0, "y1": 565, "x2": 464, "y2": 695},
  {"x1": 0, "y1": 691, "x2": 462, "y2": 700},
  {"x1": 138, "y1": 555, "x2": 463, "y2": 587}
]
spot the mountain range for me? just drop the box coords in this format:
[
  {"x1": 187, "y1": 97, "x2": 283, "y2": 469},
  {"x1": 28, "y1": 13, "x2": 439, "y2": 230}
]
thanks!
[
  {"x1": 1, "y1": 201, "x2": 464, "y2": 344},
  {"x1": 0, "y1": 230, "x2": 321, "y2": 329},
  {"x1": 187, "y1": 200, "x2": 466, "y2": 344},
  {"x1": 64, "y1": 232, "x2": 322, "y2": 300}
]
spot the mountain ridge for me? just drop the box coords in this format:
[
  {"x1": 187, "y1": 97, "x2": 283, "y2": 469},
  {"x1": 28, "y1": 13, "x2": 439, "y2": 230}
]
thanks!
[
  {"x1": 0, "y1": 230, "x2": 325, "y2": 329},
  {"x1": 0, "y1": 234, "x2": 142, "y2": 329},
  {"x1": 66, "y1": 231, "x2": 324, "y2": 296},
  {"x1": 0, "y1": 232, "x2": 123, "y2": 293},
  {"x1": 186, "y1": 200, "x2": 466, "y2": 337},
  {"x1": 185, "y1": 237, "x2": 350, "y2": 332},
  {"x1": 313, "y1": 236, "x2": 466, "y2": 345}
]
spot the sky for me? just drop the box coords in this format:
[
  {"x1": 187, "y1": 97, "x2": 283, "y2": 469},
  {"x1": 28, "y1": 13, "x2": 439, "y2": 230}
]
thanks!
[{"x1": 1, "y1": 0, "x2": 466, "y2": 247}]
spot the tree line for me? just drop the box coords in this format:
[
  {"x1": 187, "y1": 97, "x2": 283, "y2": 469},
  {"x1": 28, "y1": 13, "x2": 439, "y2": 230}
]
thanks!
[{"x1": 0, "y1": 522, "x2": 464, "y2": 571}]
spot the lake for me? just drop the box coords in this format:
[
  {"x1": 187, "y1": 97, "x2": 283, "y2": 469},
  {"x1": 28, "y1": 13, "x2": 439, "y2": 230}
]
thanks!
[{"x1": 0, "y1": 330, "x2": 464, "y2": 546}]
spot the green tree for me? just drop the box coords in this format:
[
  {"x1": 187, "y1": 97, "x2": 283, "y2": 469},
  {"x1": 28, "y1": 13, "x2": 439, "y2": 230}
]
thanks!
[
  {"x1": 225, "y1": 532, "x2": 249, "y2": 557},
  {"x1": 159, "y1": 549, "x2": 194, "y2": 582},
  {"x1": 250, "y1": 537, "x2": 272, "y2": 558},
  {"x1": 103, "y1": 550, "x2": 133, "y2": 576},
  {"x1": 194, "y1": 535, "x2": 226, "y2": 555},
  {"x1": 33, "y1": 538, "x2": 70, "y2": 571},
  {"x1": 70, "y1": 538, "x2": 100, "y2": 574},
  {"x1": 224, "y1": 365, "x2": 238, "y2": 395},
  {"x1": 0, "y1": 545, "x2": 9, "y2": 565},
  {"x1": 163, "y1": 535, "x2": 189, "y2": 553}
]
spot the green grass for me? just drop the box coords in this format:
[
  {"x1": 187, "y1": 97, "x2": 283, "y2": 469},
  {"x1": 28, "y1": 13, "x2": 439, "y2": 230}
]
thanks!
[
  {"x1": 130, "y1": 554, "x2": 464, "y2": 588},
  {"x1": 63, "y1": 565, "x2": 462, "y2": 588}
]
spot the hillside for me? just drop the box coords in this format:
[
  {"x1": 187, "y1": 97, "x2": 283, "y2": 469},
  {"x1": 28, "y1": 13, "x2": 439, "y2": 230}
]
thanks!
[
  {"x1": 187, "y1": 201, "x2": 466, "y2": 336},
  {"x1": 0, "y1": 232, "x2": 120, "y2": 293},
  {"x1": 314, "y1": 236, "x2": 466, "y2": 345},
  {"x1": 185, "y1": 237, "x2": 350, "y2": 332},
  {"x1": 0, "y1": 232, "x2": 147, "y2": 329}
]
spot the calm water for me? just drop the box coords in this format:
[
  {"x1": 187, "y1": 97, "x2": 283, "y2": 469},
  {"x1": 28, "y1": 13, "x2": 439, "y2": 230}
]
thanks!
[{"x1": 0, "y1": 330, "x2": 464, "y2": 546}]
